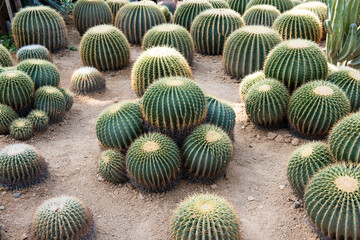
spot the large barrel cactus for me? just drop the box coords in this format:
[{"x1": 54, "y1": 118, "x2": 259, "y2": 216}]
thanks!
[
  {"x1": 246, "y1": 0, "x2": 293, "y2": 13},
  {"x1": 239, "y1": 71, "x2": 265, "y2": 102},
  {"x1": 228, "y1": 0, "x2": 249, "y2": 15},
  {"x1": 16, "y1": 45, "x2": 51, "y2": 62},
  {"x1": 209, "y1": 0, "x2": 230, "y2": 9},
  {"x1": 0, "y1": 44, "x2": 13, "y2": 67},
  {"x1": 71, "y1": 67, "x2": 106, "y2": 94},
  {"x1": 0, "y1": 104, "x2": 18, "y2": 134},
  {"x1": 106, "y1": 0, "x2": 129, "y2": 18},
  {"x1": 34, "y1": 86, "x2": 66, "y2": 121},
  {"x1": 243, "y1": 4, "x2": 281, "y2": 27},
  {"x1": 114, "y1": 1, "x2": 166, "y2": 44},
  {"x1": 223, "y1": 26, "x2": 282, "y2": 79},
  {"x1": 98, "y1": 149, "x2": 127, "y2": 184},
  {"x1": 191, "y1": 9, "x2": 244, "y2": 55},
  {"x1": 12, "y1": 6, "x2": 68, "y2": 52},
  {"x1": 10, "y1": 118, "x2": 33, "y2": 141}
]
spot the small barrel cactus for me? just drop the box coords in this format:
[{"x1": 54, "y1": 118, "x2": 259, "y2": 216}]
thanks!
[
  {"x1": 294, "y1": 2, "x2": 327, "y2": 24},
  {"x1": 304, "y1": 164, "x2": 360, "y2": 240},
  {"x1": 27, "y1": 110, "x2": 49, "y2": 132},
  {"x1": 10, "y1": 118, "x2": 33, "y2": 140},
  {"x1": 79, "y1": 25, "x2": 130, "y2": 71},
  {"x1": 17, "y1": 59, "x2": 60, "y2": 89},
  {"x1": 12, "y1": 6, "x2": 68, "y2": 52},
  {"x1": 209, "y1": 0, "x2": 230, "y2": 9},
  {"x1": 126, "y1": 133, "x2": 181, "y2": 191},
  {"x1": 243, "y1": 4, "x2": 281, "y2": 27},
  {"x1": 71, "y1": 67, "x2": 106, "y2": 94},
  {"x1": 106, "y1": 0, "x2": 129, "y2": 19},
  {"x1": 114, "y1": 1, "x2": 166, "y2": 44},
  {"x1": 131, "y1": 47, "x2": 193, "y2": 97},
  {"x1": 264, "y1": 39, "x2": 328, "y2": 91},
  {"x1": 34, "y1": 86, "x2": 66, "y2": 121},
  {"x1": 288, "y1": 81, "x2": 350, "y2": 137},
  {"x1": 98, "y1": 149, "x2": 127, "y2": 184},
  {"x1": 329, "y1": 112, "x2": 360, "y2": 164},
  {"x1": 0, "y1": 143, "x2": 47, "y2": 189},
  {"x1": 16, "y1": 44, "x2": 51, "y2": 62},
  {"x1": 159, "y1": 6, "x2": 172, "y2": 23},
  {"x1": 287, "y1": 142, "x2": 333, "y2": 196},
  {"x1": 170, "y1": 193, "x2": 241, "y2": 240},
  {"x1": 30, "y1": 196, "x2": 94, "y2": 240},
  {"x1": 59, "y1": 87, "x2": 74, "y2": 111},
  {"x1": 142, "y1": 24, "x2": 195, "y2": 64},
  {"x1": 183, "y1": 124, "x2": 233, "y2": 181},
  {"x1": 173, "y1": 0, "x2": 213, "y2": 31},
  {"x1": 95, "y1": 101, "x2": 145, "y2": 150},
  {"x1": 228, "y1": 0, "x2": 249, "y2": 15},
  {"x1": 73, "y1": 0, "x2": 113, "y2": 35},
  {"x1": 0, "y1": 44, "x2": 13, "y2": 67},
  {"x1": 191, "y1": 9, "x2": 244, "y2": 55},
  {"x1": 0, "y1": 104, "x2": 18, "y2": 134},
  {"x1": 239, "y1": 71, "x2": 265, "y2": 102},
  {"x1": 246, "y1": 0, "x2": 293, "y2": 13},
  {"x1": 223, "y1": 25, "x2": 282, "y2": 78},
  {"x1": 245, "y1": 79, "x2": 289, "y2": 126}
]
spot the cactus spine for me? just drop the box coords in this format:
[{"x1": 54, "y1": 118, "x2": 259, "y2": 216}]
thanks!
[
  {"x1": 243, "y1": 4, "x2": 281, "y2": 27},
  {"x1": 16, "y1": 44, "x2": 51, "y2": 62},
  {"x1": 106, "y1": 0, "x2": 129, "y2": 19},
  {"x1": 98, "y1": 149, "x2": 127, "y2": 184},
  {"x1": 0, "y1": 104, "x2": 18, "y2": 134}
]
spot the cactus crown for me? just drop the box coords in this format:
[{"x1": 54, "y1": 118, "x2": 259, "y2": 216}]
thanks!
[
  {"x1": 246, "y1": 0, "x2": 293, "y2": 12},
  {"x1": 294, "y1": 1, "x2": 327, "y2": 22},
  {"x1": 10, "y1": 118, "x2": 33, "y2": 141},
  {"x1": 243, "y1": 4, "x2": 280, "y2": 26},
  {"x1": 71, "y1": 66, "x2": 106, "y2": 94},
  {"x1": 17, "y1": 44, "x2": 51, "y2": 62},
  {"x1": 239, "y1": 71, "x2": 265, "y2": 101}
]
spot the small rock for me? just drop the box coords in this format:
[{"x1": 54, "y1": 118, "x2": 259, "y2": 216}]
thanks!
[
  {"x1": 291, "y1": 138, "x2": 300, "y2": 146},
  {"x1": 256, "y1": 135, "x2": 261, "y2": 140},
  {"x1": 0, "y1": 206, "x2": 4, "y2": 210},
  {"x1": 275, "y1": 135, "x2": 284, "y2": 143},
  {"x1": 267, "y1": 132, "x2": 278, "y2": 140},
  {"x1": 294, "y1": 201, "x2": 301, "y2": 209},
  {"x1": 32, "y1": 193, "x2": 36, "y2": 197},
  {"x1": 139, "y1": 193, "x2": 144, "y2": 200},
  {"x1": 21, "y1": 234, "x2": 28, "y2": 240},
  {"x1": 97, "y1": 176, "x2": 103, "y2": 181},
  {"x1": 279, "y1": 185, "x2": 285, "y2": 190},
  {"x1": 14, "y1": 193, "x2": 21, "y2": 198},
  {"x1": 247, "y1": 196, "x2": 255, "y2": 202},
  {"x1": 210, "y1": 184, "x2": 218, "y2": 189},
  {"x1": 97, "y1": 215, "x2": 102, "y2": 218},
  {"x1": 1, "y1": 191, "x2": 6, "y2": 195}
]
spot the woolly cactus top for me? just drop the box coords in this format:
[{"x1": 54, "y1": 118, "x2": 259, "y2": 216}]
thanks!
[
  {"x1": 247, "y1": 4, "x2": 280, "y2": 12},
  {"x1": 295, "y1": 1, "x2": 327, "y2": 9},
  {"x1": 18, "y1": 44, "x2": 46, "y2": 50},
  {"x1": 2, "y1": 143, "x2": 31, "y2": 156},
  {"x1": 141, "y1": 46, "x2": 182, "y2": 58},
  {"x1": 86, "y1": 24, "x2": 118, "y2": 34},
  {"x1": 199, "y1": 8, "x2": 241, "y2": 17},
  {"x1": 282, "y1": 8, "x2": 318, "y2": 18},
  {"x1": 282, "y1": 39, "x2": 314, "y2": 49},
  {"x1": 151, "y1": 23, "x2": 182, "y2": 32},
  {"x1": 239, "y1": 25, "x2": 278, "y2": 35},
  {"x1": 313, "y1": 85, "x2": 334, "y2": 96},
  {"x1": 73, "y1": 66, "x2": 99, "y2": 76}
]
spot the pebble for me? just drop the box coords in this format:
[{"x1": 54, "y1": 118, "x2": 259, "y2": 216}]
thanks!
[
  {"x1": 294, "y1": 201, "x2": 301, "y2": 209},
  {"x1": 247, "y1": 196, "x2": 255, "y2": 202},
  {"x1": 97, "y1": 176, "x2": 103, "y2": 181},
  {"x1": 97, "y1": 215, "x2": 102, "y2": 218},
  {"x1": 291, "y1": 138, "x2": 300, "y2": 146},
  {"x1": 1, "y1": 191, "x2": 6, "y2": 195},
  {"x1": 267, "y1": 132, "x2": 278, "y2": 140},
  {"x1": 139, "y1": 193, "x2": 144, "y2": 200},
  {"x1": 14, "y1": 193, "x2": 21, "y2": 198},
  {"x1": 210, "y1": 184, "x2": 218, "y2": 189},
  {"x1": 275, "y1": 135, "x2": 284, "y2": 143},
  {"x1": 0, "y1": 206, "x2": 4, "y2": 210},
  {"x1": 279, "y1": 185, "x2": 285, "y2": 190}
]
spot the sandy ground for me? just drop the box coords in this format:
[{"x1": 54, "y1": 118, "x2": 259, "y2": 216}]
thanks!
[{"x1": 0, "y1": 26, "x2": 322, "y2": 240}]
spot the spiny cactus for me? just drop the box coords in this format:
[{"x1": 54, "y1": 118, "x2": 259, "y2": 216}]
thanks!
[
  {"x1": 329, "y1": 112, "x2": 360, "y2": 164},
  {"x1": 245, "y1": 79, "x2": 289, "y2": 126},
  {"x1": 305, "y1": 0, "x2": 327, "y2": 4},
  {"x1": 80, "y1": 24, "x2": 130, "y2": 71},
  {"x1": 228, "y1": 0, "x2": 249, "y2": 15},
  {"x1": 209, "y1": 0, "x2": 230, "y2": 9},
  {"x1": 287, "y1": 142, "x2": 333, "y2": 196},
  {"x1": 114, "y1": 1, "x2": 166, "y2": 44},
  {"x1": 328, "y1": 63, "x2": 339, "y2": 75},
  {"x1": 326, "y1": 67, "x2": 360, "y2": 111},
  {"x1": 34, "y1": 86, "x2": 66, "y2": 121},
  {"x1": 272, "y1": 9, "x2": 322, "y2": 43},
  {"x1": 10, "y1": 118, "x2": 33, "y2": 140},
  {"x1": 16, "y1": 45, "x2": 51, "y2": 62},
  {"x1": 0, "y1": 144, "x2": 47, "y2": 189},
  {"x1": 98, "y1": 149, "x2": 127, "y2": 184},
  {"x1": 243, "y1": 4, "x2": 281, "y2": 27},
  {"x1": 264, "y1": 39, "x2": 328, "y2": 91},
  {"x1": 304, "y1": 164, "x2": 360, "y2": 240},
  {"x1": 0, "y1": 104, "x2": 18, "y2": 134},
  {"x1": 288, "y1": 81, "x2": 350, "y2": 137},
  {"x1": 173, "y1": 0, "x2": 213, "y2": 31},
  {"x1": 126, "y1": 132, "x2": 181, "y2": 191},
  {"x1": 170, "y1": 193, "x2": 241, "y2": 240},
  {"x1": 106, "y1": 0, "x2": 129, "y2": 18},
  {"x1": 142, "y1": 24, "x2": 195, "y2": 64},
  {"x1": 71, "y1": 67, "x2": 106, "y2": 94},
  {"x1": 131, "y1": 47, "x2": 193, "y2": 97},
  {"x1": 223, "y1": 26, "x2": 282, "y2": 79},
  {"x1": 294, "y1": 2, "x2": 327, "y2": 24},
  {"x1": 17, "y1": 59, "x2": 60, "y2": 89},
  {"x1": 159, "y1": 0, "x2": 176, "y2": 14},
  {"x1": 159, "y1": 6, "x2": 172, "y2": 22},
  {"x1": 239, "y1": 71, "x2": 265, "y2": 102},
  {"x1": 30, "y1": 196, "x2": 94, "y2": 240},
  {"x1": 0, "y1": 44, "x2": 13, "y2": 67},
  {"x1": 27, "y1": 110, "x2": 49, "y2": 132},
  {"x1": 191, "y1": 9, "x2": 244, "y2": 55},
  {"x1": 12, "y1": 6, "x2": 68, "y2": 52},
  {"x1": 246, "y1": 0, "x2": 293, "y2": 13},
  {"x1": 96, "y1": 101, "x2": 145, "y2": 150},
  {"x1": 59, "y1": 87, "x2": 74, "y2": 111},
  {"x1": 291, "y1": 0, "x2": 302, "y2": 6},
  {"x1": 0, "y1": 70, "x2": 34, "y2": 111},
  {"x1": 73, "y1": 0, "x2": 113, "y2": 35}
]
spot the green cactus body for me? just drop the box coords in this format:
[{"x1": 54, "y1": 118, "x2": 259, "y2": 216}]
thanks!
[
  {"x1": 0, "y1": 44, "x2": 13, "y2": 67},
  {"x1": 159, "y1": 6, "x2": 172, "y2": 22},
  {"x1": 288, "y1": 81, "x2": 350, "y2": 137},
  {"x1": 142, "y1": 24, "x2": 195, "y2": 64},
  {"x1": 264, "y1": 39, "x2": 328, "y2": 91},
  {"x1": 95, "y1": 101, "x2": 145, "y2": 150},
  {"x1": 17, "y1": 59, "x2": 60, "y2": 89},
  {"x1": 239, "y1": 71, "x2": 265, "y2": 102},
  {"x1": 71, "y1": 67, "x2": 106, "y2": 94},
  {"x1": 326, "y1": 67, "x2": 360, "y2": 111},
  {"x1": 223, "y1": 26, "x2": 282, "y2": 79},
  {"x1": 243, "y1": 4, "x2": 281, "y2": 27},
  {"x1": 228, "y1": 0, "x2": 249, "y2": 15},
  {"x1": 30, "y1": 196, "x2": 94, "y2": 240},
  {"x1": 209, "y1": 0, "x2": 230, "y2": 9},
  {"x1": 305, "y1": 0, "x2": 327, "y2": 4},
  {"x1": 73, "y1": 0, "x2": 113, "y2": 35},
  {"x1": 173, "y1": 0, "x2": 213, "y2": 31},
  {"x1": 287, "y1": 142, "x2": 333, "y2": 196},
  {"x1": 245, "y1": 78, "x2": 289, "y2": 126},
  {"x1": 114, "y1": 1, "x2": 166, "y2": 44},
  {"x1": 170, "y1": 193, "x2": 241, "y2": 240},
  {"x1": 34, "y1": 86, "x2": 66, "y2": 121},
  {"x1": 304, "y1": 164, "x2": 360, "y2": 240},
  {"x1": 329, "y1": 112, "x2": 360, "y2": 164},
  {"x1": 98, "y1": 149, "x2": 127, "y2": 184},
  {"x1": 246, "y1": 0, "x2": 293, "y2": 13},
  {"x1": 59, "y1": 87, "x2": 74, "y2": 111},
  {"x1": 141, "y1": 77, "x2": 207, "y2": 136},
  {"x1": 0, "y1": 104, "x2": 18, "y2": 134},
  {"x1": 191, "y1": 9, "x2": 244, "y2": 55},
  {"x1": 106, "y1": 0, "x2": 129, "y2": 19},
  {"x1": 0, "y1": 143, "x2": 47, "y2": 189},
  {"x1": 126, "y1": 132, "x2": 181, "y2": 191},
  {"x1": 131, "y1": 47, "x2": 193, "y2": 97},
  {"x1": 294, "y1": 2, "x2": 327, "y2": 23},
  {"x1": 16, "y1": 44, "x2": 51, "y2": 62},
  {"x1": 27, "y1": 110, "x2": 49, "y2": 132},
  {"x1": 272, "y1": 9, "x2": 322, "y2": 43},
  {"x1": 10, "y1": 118, "x2": 33, "y2": 140},
  {"x1": 79, "y1": 25, "x2": 130, "y2": 71},
  {"x1": 206, "y1": 96, "x2": 236, "y2": 135},
  {"x1": 0, "y1": 70, "x2": 34, "y2": 111},
  {"x1": 12, "y1": 6, "x2": 68, "y2": 52}
]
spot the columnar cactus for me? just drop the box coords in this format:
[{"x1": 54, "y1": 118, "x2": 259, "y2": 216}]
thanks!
[
  {"x1": 0, "y1": 44, "x2": 13, "y2": 67},
  {"x1": 131, "y1": 47, "x2": 193, "y2": 97},
  {"x1": 114, "y1": 1, "x2": 166, "y2": 44},
  {"x1": 239, "y1": 71, "x2": 265, "y2": 102},
  {"x1": 246, "y1": 0, "x2": 293, "y2": 13},
  {"x1": 243, "y1": 4, "x2": 281, "y2": 27},
  {"x1": 79, "y1": 25, "x2": 130, "y2": 71},
  {"x1": 170, "y1": 194, "x2": 241, "y2": 240},
  {"x1": 12, "y1": 6, "x2": 68, "y2": 52},
  {"x1": 34, "y1": 86, "x2": 66, "y2": 121},
  {"x1": 71, "y1": 67, "x2": 106, "y2": 94},
  {"x1": 30, "y1": 196, "x2": 94, "y2": 240},
  {"x1": 288, "y1": 81, "x2": 350, "y2": 137},
  {"x1": 191, "y1": 9, "x2": 244, "y2": 55},
  {"x1": 106, "y1": 0, "x2": 129, "y2": 18},
  {"x1": 126, "y1": 133, "x2": 181, "y2": 191},
  {"x1": 0, "y1": 104, "x2": 18, "y2": 134},
  {"x1": 228, "y1": 0, "x2": 249, "y2": 15},
  {"x1": 209, "y1": 0, "x2": 230, "y2": 9},
  {"x1": 59, "y1": 87, "x2": 74, "y2": 111},
  {"x1": 10, "y1": 118, "x2": 33, "y2": 140},
  {"x1": 73, "y1": 0, "x2": 113, "y2": 35},
  {"x1": 16, "y1": 45, "x2": 51, "y2": 62},
  {"x1": 27, "y1": 110, "x2": 49, "y2": 132},
  {"x1": 223, "y1": 26, "x2": 282, "y2": 78},
  {"x1": 98, "y1": 149, "x2": 127, "y2": 184}
]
